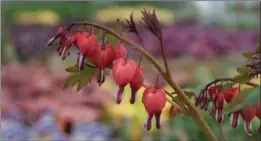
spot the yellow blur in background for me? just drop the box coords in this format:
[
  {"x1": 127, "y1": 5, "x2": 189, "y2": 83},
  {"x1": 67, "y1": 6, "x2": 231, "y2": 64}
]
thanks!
[
  {"x1": 96, "y1": 6, "x2": 175, "y2": 25},
  {"x1": 15, "y1": 9, "x2": 60, "y2": 25}
]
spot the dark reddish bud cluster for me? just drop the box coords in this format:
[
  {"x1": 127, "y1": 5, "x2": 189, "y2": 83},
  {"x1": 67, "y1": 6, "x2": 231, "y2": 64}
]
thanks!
[{"x1": 196, "y1": 85, "x2": 260, "y2": 136}]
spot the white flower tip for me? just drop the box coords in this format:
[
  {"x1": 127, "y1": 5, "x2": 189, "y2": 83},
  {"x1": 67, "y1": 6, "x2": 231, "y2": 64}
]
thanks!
[{"x1": 244, "y1": 121, "x2": 252, "y2": 136}]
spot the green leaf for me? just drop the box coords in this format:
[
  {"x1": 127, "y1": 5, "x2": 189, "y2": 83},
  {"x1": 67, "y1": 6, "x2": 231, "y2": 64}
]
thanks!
[
  {"x1": 107, "y1": 19, "x2": 122, "y2": 47},
  {"x1": 236, "y1": 66, "x2": 249, "y2": 74},
  {"x1": 63, "y1": 65, "x2": 98, "y2": 91},
  {"x1": 194, "y1": 83, "x2": 207, "y2": 95},
  {"x1": 221, "y1": 83, "x2": 234, "y2": 91},
  {"x1": 224, "y1": 87, "x2": 260, "y2": 112},
  {"x1": 242, "y1": 52, "x2": 253, "y2": 59},
  {"x1": 107, "y1": 19, "x2": 128, "y2": 47},
  {"x1": 233, "y1": 74, "x2": 253, "y2": 84},
  {"x1": 241, "y1": 87, "x2": 260, "y2": 107},
  {"x1": 95, "y1": 29, "x2": 103, "y2": 41},
  {"x1": 65, "y1": 65, "x2": 79, "y2": 73}
]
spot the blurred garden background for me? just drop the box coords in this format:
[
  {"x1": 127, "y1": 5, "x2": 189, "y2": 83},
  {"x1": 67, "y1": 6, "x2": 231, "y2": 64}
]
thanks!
[{"x1": 1, "y1": 1, "x2": 260, "y2": 141}]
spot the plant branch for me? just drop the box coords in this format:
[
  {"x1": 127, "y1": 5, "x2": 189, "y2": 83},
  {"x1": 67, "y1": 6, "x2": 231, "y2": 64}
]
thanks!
[
  {"x1": 159, "y1": 40, "x2": 172, "y2": 77},
  {"x1": 208, "y1": 109, "x2": 228, "y2": 141},
  {"x1": 63, "y1": 21, "x2": 217, "y2": 141},
  {"x1": 167, "y1": 98, "x2": 187, "y2": 115},
  {"x1": 217, "y1": 123, "x2": 228, "y2": 141},
  {"x1": 202, "y1": 78, "x2": 260, "y2": 91},
  {"x1": 65, "y1": 22, "x2": 165, "y2": 74}
]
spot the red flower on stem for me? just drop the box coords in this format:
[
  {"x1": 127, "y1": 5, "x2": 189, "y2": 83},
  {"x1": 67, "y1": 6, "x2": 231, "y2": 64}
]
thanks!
[
  {"x1": 74, "y1": 32, "x2": 97, "y2": 70},
  {"x1": 208, "y1": 85, "x2": 222, "y2": 101},
  {"x1": 47, "y1": 26, "x2": 66, "y2": 46},
  {"x1": 223, "y1": 87, "x2": 242, "y2": 128},
  {"x1": 112, "y1": 58, "x2": 137, "y2": 104},
  {"x1": 142, "y1": 85, "x2": 167, "y2": 130},
  {"x1": 241, "y1": 105, "x2": 256, "y2": 136},
  {"x1": 115, "y1": 43, "x2": 127, "y2": 60},
  {"x1": 60, "y1": 35, "x2": 76, "y2": 60},
  {"x1": 89, "y1": 44, "x2": 116, "y2": 86},
  {"x1": 129, "y1": 66, "x2": 144, "y2": 104},
  {"x1": 209, "y1": 87, "x2": 258, "y2": 136},
  {"x1": 215, "y1": 92, "x2": 225, "y2": 124}
]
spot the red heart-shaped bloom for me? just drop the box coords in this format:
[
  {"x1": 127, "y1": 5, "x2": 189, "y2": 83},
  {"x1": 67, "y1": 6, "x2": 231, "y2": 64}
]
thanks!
[
  {"x1": 229, "y1": 110, "x2": 242, "y2": 128},
  {"x1": 207, "y1": 85, "x2": 222, "y2": 101},
  {"x1": 240, "y1": 105, "x2": 256, "y2": 136},
  {"x1": 88, "y1": 44, "x2": 116, "y2": 86},
  {"x1": 75, "y1": 33, "x2": 97, "y2": 57},
  {"x1": 142, "y1": 85, "x2": 166, "y2": 130},
  {"x1": 89, "y1": 44, "x2": 116, "y2": 69},
  {"x1": 115, "y1": 43, "x2": 127, "y2": 60},
  {"x1": 224, "y1": 87, "x2": 239, "y2": 103},
  {"x1": 112, "y1": 59, "x2": 137, "y2": 104},
  {"x1": 73, "y1": 32, "x2": 97, "y2": 70},
  {"x1": 112, "y1": 59, "x2": 137, "y2": 87},
  {"x1": 215, "y1": 92, "x2": 225, "y2": 124},
  {"x1": 129, "y1": 66, "x2": 144, "y2": 104},
  {"x1": 60, "y1": 35, "x2": 76, "y2": 60},
  {"x1": 74, "y1": 31, "x2": 89, "y2": 39}
]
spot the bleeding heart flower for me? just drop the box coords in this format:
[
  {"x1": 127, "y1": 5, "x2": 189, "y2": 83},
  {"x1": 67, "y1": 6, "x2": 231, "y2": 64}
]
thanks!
[
  {"x1": 142, "y1": 85, "x2": 166, "y2": 130},
  {"x1": 74, "y1": 31, "x2": 89, "y2": 39},
  {"x1": 60, "y1": 35, "x2": 76, "y2": 60},
  {"x1": 47, "y1": 26, "x2": 66, "y2": 46},
  {"x1": 229, "y1": 110, "x2": 242, "y2": 128},
  {"x1": 112, "y1": 59, "x2": 137, "y2": 104},
  {"x1": 196, "y1": 85, "x2": 221, "y2": 111},
  {"x1": 76, "y1": 53, "x2": 87, "y2": 71},
  {"x1": 224, "y1": 87, "x2": 239, "y2": 103},
  {"x1": 129, "y1": 66, "x2": 144, "y2": 104},
  {"x1": 208, "y1": 85, "x2": 222, "y2": 101},
  {"x1": 222, "y1": 87, "x2": 242, "y2": 128},
  {"x1": 215, "y1": 92, "x2": 225, "y2": 124},
  {"x1": 74, "y1": 33, "x2": 97, "y2": 70},
  {"x1": 48, "y1": 27, "x2": 70, "y2": 58},
  {"x1": 115, "y1": 43, "x2": 127, "y2": 60},
  {"x1": 241, "y1": 105, "x2": 256, "y2": 136},
  {"x1": 75, "y1": 33, "x2": 97, "y2": 56},
  {"x1": 88, "y1": 44, "x2": 116, "y2": 86}
]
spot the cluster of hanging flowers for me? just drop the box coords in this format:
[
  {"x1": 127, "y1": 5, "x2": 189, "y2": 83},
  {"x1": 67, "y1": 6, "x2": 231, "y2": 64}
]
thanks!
[
  {"x1": 46, "y1": 9, "x2": 259, "y2": 137},
  {"x1": 47, "y1": 23, "x2": 167, "y2": 130},
  {"x1": 196, "y1": 84, "x2": 260, "y2": 136}
]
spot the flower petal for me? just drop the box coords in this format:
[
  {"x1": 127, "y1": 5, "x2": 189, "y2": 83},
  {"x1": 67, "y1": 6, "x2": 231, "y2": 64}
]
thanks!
[
  {"x1": 229, "y1": 112, "x2": 240, "y2": 128},
  {"x1": 244, "y1": 121, "x2": 252, "y2": 136}
]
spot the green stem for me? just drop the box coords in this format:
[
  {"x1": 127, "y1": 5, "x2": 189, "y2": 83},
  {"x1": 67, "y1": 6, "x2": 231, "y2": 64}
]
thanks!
[
  {"x1": 159, "y1": 40, "x2": 171, "y2": 78},
  {"x1": 66, "y1": 22, "x2": 217, "y2": 141}
]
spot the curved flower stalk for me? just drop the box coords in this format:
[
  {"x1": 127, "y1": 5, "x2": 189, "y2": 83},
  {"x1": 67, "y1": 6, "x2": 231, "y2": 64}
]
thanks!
[{"x1": 45, "y1": 9, "x2": 261, "y2": 141}]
